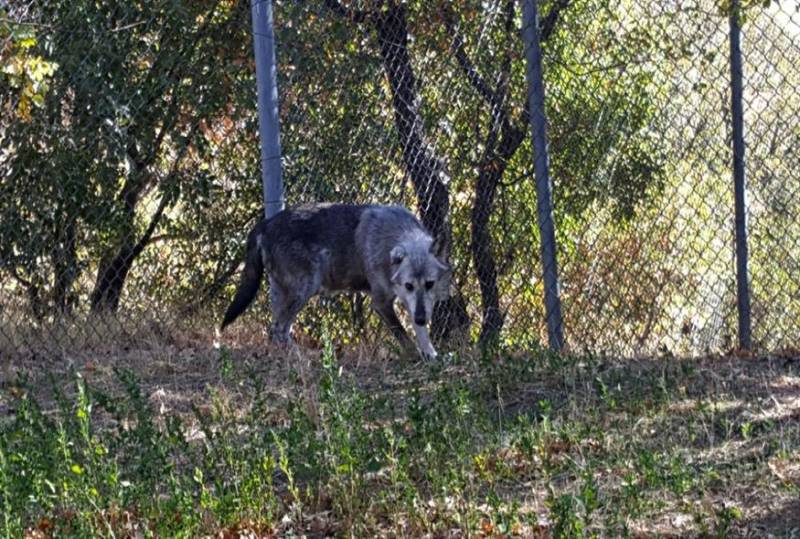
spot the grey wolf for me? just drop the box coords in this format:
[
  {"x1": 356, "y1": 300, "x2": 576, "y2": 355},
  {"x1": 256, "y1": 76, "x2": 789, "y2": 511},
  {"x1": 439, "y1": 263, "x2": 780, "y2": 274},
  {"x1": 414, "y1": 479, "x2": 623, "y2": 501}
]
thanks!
[{"x1": 221, "y1": 203, "x2": 452, "y2": 358}]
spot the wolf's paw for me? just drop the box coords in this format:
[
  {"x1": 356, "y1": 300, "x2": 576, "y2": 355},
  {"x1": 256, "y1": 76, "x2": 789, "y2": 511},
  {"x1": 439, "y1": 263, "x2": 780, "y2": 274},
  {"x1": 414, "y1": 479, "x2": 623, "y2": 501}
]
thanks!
[{"x1": 418, "y1": 347, "x2": 438, "y2": 362}]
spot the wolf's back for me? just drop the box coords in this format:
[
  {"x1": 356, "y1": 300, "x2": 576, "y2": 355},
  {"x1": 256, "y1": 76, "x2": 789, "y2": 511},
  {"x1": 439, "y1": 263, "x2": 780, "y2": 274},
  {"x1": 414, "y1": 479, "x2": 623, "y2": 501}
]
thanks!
[{"x1": 221, "y1": 226, "x2": 266, "y2": 329}]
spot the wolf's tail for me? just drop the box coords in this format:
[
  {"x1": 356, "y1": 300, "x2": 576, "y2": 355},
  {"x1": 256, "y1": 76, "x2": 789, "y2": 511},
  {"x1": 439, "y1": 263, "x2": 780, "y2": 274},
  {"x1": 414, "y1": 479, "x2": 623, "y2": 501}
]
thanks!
[{"x1": 221, "y1": 231, "x2": 266, "y2": 330}]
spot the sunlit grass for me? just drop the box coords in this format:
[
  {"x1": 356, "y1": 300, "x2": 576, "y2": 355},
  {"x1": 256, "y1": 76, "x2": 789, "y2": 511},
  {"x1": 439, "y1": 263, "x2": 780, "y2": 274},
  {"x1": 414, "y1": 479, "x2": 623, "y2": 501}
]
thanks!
[{"x1": 1, "y1": 340, "x2": 798, "y2": 537}]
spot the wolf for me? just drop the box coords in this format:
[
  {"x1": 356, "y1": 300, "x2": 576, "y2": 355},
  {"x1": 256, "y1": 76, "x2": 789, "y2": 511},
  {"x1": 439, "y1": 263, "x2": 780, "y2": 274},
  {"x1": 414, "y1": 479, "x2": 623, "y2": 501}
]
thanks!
[{"x1": 221, "y1": 203, "x2": 452, "y2": 358}]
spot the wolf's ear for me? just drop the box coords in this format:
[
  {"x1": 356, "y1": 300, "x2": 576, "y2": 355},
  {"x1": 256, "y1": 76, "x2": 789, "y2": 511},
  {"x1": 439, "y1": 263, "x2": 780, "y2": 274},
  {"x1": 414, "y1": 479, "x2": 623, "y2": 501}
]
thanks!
[
  {"x1": 433, "y1": 260, "x2": 453, "y2": 300},
  {"x1": 390, "y1": 246, "x2": 406, "y2": 266},
  {"x1": 429, "y1": 235, "x2": 445, "y2": 258},
  {"x1": 436, "y1": 259, "x2": 453, "y2": 281},
  {"x1": 431, "y1": 254, "x2": 450, "y2": 274}
]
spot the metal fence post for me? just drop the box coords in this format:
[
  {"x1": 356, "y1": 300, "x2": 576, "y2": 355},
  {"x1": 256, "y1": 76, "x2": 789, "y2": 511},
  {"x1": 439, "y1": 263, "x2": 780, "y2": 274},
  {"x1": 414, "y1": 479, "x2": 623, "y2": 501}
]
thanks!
[
  {"x1": 251, "y1": 0, "x2": 284, "y2": 219},
  {"x1": 520, "y1": 0, "x2": 564, "y2": 352},
  {"x1": 728, "y1": 0, "x2": 752, "y2": 350}
]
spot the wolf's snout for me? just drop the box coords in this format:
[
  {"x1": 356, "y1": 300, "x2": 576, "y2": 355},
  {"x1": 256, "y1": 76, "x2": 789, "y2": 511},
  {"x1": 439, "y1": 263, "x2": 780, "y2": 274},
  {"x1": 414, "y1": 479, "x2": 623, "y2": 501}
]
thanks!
[{"x1": 414, "y1": 301, "x2": 427, "y2": 325}]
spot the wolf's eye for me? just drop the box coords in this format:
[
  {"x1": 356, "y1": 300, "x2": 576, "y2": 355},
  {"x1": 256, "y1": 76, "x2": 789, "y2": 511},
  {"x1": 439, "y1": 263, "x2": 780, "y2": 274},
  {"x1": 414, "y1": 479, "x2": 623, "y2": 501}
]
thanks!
[
  {"x1": 405, "y1": 283, "x2": 414, "y2": 291},
  {"x1": 425, "y1": 281, "x2": 435, "y2": 290}
]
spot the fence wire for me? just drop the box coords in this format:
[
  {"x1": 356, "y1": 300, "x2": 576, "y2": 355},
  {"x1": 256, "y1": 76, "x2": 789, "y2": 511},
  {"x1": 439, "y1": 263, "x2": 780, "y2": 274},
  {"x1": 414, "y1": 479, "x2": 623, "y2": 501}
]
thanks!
[{"x1": 1, "y1": 0, "x2": 799, "y2": 359}]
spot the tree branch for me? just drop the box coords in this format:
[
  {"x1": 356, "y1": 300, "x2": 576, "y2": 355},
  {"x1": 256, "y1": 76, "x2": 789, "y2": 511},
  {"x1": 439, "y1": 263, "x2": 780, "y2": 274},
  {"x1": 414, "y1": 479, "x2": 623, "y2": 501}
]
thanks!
[
  {"x1": 498, "y1": 0, "x2": 515, "y2": 98},
  {"x1": 442, "y1": 7, "x2": 497, "y2": 106},
  {"x1": 540, "y1": 0, "x2": 571, "y2": 42},
  {"x1": 129, "y1": 192, "x2": 170, "y2": 261},
  {"x1": 119, "y1": 0, "x2": 226, "y2": 215}
]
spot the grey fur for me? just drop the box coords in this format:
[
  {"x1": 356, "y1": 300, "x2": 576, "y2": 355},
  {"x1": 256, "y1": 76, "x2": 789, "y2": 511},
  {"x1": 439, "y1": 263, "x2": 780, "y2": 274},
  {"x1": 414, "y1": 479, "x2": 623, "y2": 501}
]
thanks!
[{"x1": 221, "y1": 203, "x2": 452, "y2": 358}]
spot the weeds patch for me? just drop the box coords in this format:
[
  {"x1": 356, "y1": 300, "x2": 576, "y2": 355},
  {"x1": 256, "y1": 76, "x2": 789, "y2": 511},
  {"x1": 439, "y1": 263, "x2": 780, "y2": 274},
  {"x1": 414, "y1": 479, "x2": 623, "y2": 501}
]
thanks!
[{"x1": 1, "y1": 343, "x2": 799, "y2": 537}]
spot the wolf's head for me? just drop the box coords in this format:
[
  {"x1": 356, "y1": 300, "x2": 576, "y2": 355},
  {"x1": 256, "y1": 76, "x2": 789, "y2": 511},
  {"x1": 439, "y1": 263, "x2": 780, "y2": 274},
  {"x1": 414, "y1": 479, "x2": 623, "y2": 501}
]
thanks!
[{"x1": 390, "y1": 237, "x2": 452, "y2": 327}]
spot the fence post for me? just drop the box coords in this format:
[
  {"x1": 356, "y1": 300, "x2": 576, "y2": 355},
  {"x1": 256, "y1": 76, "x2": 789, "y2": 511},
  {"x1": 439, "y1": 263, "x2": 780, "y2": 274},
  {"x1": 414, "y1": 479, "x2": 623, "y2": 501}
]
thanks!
[
  {"x1": 728, "y1": 0, "x2": 752, "y2": 350},
  {"x1": 251, "y1": 0, "x2": 284, "y2": 218},
  {"x1": 520, "y1": 0, "x2": 564, "y2": 352}
]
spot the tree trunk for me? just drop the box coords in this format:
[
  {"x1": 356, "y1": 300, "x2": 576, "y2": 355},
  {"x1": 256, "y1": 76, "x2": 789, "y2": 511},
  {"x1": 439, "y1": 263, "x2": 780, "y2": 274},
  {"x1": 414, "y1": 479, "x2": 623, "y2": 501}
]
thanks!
[
  {"x1": 471, "y1": 167, "x2": 503, "y2": 345},
  {"x1": 90, "y1": 244, "x2": 138, "y2": 312},
  {"x1": 372, "y1": 3, "x2": 469, "y2": 340},
  {"x1": 470, "y1": 121, "x2": 525, "y2": 345},
  {"x1": 90, "y1": 186, "x2": 169, "y2": 312},
  {"x1": 52, "y1": 216, "x2": 78, "y2": 314},
  {"x1": 445, "y1": 0, "x2": 535, "y2": 346},
  {"x1": 90, "y1": 160, "x2": 149, "y2": 312},
  {"x1": 373, "y1": 5, "x2": 449, "y2": 242}
]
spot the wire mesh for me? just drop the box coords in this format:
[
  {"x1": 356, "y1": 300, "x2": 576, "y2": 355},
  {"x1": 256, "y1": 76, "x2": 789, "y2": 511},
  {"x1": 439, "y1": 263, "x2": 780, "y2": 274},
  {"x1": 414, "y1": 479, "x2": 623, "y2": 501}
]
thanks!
[{"x1": 1, "y1": 0, "x2": 798, "y2": 359}]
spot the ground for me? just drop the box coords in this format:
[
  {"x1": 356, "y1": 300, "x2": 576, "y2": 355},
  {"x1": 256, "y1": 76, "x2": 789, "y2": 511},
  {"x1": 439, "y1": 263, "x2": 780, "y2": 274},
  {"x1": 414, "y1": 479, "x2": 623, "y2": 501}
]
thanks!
[{"x1": 1, "y1": 330, "x2": 799, "y2": 538}]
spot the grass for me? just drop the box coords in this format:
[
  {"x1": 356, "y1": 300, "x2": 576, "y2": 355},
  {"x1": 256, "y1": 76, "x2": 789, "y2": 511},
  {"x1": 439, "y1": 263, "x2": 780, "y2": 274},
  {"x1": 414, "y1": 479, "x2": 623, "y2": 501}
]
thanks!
[{"x1": 1, "y1": 336, "x2": 799, "y2": 538}]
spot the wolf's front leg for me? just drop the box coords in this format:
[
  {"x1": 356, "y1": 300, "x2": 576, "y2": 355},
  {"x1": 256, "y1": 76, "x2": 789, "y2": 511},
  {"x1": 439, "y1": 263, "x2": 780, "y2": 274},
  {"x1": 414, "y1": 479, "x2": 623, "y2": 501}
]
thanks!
[
  {"x1": 371, "y1": 295, "x2": 416, "y2": 354},
  {"x1": 412, "y1": 324, "x2": 437, "y2": 360}
]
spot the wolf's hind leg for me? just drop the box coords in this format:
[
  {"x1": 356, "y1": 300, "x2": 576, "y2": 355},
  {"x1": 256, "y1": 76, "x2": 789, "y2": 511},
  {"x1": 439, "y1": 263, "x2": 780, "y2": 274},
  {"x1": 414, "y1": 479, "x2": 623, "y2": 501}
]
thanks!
[
  {"x1": 269, "y1": 259, "x2": 324, "y2": 345},
  {"x1": 270, "y1": 293, "x2": 310, "y2": 345},
  {"x1": 268, "y1": 280, "x2": 309, "y2": 344}
]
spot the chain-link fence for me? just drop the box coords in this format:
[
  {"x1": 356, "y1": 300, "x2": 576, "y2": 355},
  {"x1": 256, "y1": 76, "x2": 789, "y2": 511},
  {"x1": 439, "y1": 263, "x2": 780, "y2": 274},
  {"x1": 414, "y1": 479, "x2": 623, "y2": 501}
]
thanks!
[{"x1": 2, "y1": 0, "x2": 799, "y2": 359}]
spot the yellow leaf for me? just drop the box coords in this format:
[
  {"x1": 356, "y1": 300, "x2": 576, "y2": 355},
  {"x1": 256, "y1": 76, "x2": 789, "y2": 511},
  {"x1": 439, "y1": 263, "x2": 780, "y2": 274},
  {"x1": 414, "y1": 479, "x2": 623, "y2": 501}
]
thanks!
[{"x1": 16, "y1": 94, "x2": 32, "y2": 121}]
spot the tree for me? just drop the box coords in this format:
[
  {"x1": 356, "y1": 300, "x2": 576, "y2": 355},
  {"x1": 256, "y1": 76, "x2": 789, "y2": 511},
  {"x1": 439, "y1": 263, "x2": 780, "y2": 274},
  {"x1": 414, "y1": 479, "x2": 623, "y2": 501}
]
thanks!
[{"x1": 1, "y1": 0, "x2": 254, "y2": 317}]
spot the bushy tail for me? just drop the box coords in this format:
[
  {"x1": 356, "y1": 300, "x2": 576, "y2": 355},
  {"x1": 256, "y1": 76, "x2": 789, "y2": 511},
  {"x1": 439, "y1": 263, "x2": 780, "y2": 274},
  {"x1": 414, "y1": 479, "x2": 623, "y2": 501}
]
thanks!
[{"x1": 221, "y1": 233, "x2": 265, "y2": 330}]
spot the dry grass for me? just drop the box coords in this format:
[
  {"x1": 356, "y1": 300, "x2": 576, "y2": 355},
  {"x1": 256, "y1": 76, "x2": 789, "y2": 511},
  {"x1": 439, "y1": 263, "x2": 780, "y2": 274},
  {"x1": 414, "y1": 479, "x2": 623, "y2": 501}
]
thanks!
[{"x1": 1, "y1": 324, "x2": 799, "y2": 537}]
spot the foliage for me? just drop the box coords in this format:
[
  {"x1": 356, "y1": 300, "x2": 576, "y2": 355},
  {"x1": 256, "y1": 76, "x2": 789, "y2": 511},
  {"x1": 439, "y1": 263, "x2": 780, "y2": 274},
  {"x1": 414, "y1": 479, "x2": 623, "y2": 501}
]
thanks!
[
  {"x1": 0, "y1": 11, "x2": 59, "y2": 122},
  {"x1": 1, "y1": 0, "x2": 256, "y2": 315}
]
